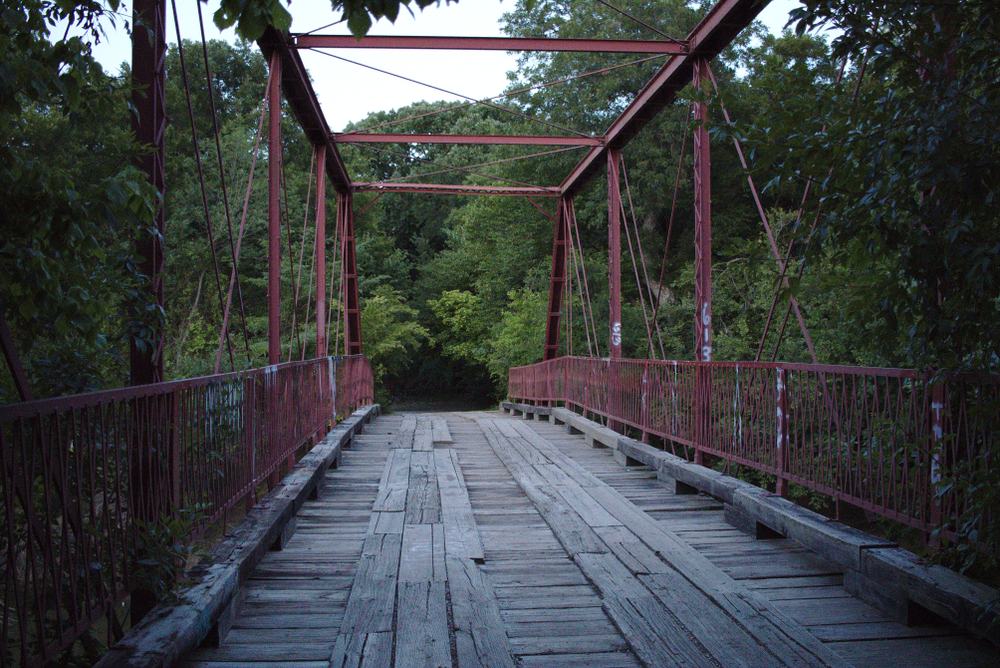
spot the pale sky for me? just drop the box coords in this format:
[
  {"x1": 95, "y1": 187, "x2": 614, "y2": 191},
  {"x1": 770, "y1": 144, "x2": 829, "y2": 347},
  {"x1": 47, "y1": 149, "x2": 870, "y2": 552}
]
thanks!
[{"x1": 79, "y1": 0, "x2": 801, "y2": 132}]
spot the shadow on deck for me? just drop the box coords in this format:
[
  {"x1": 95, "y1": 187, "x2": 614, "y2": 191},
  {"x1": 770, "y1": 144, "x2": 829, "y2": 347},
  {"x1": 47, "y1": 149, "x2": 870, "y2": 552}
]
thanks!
[{"x1": 178, "y1": 411, "x2": 998, "y2": 668}]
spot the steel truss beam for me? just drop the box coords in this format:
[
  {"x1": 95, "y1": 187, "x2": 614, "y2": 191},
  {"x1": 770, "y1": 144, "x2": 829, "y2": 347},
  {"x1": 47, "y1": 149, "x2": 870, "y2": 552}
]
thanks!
[
  {"x1": 293, "y1": 35, "x2": 688, "y2": 54},
  {"x1": 334, "y1": 133, "x2": 601, "y2": 146},
  {"x1": 338, "y1": 193, "x2": 363, "y2": 356},
  {"x1": 352, "y1": 183, "x2": 560, "y2": 197},
  {"x1": 560, "y1": 0, "x2": 766, "y2": 197},
  {"x1": 258, "y1": 28, "x2": 351, "y2": 194},
  {"x1": 543, "y1": 198, "x2": 570, "y2": 361},
  {"x1": 130, "y1": 0, "x2": 166, "y2": 386},
  {"x1": 268, "y1": 51, "x2": 283, "y2": 365}
]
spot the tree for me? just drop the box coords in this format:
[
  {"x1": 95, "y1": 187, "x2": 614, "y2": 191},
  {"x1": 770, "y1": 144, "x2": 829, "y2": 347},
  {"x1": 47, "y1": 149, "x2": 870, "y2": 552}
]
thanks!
[
  {"x1": 0, "y1": 0, "x2": 156, "y2": 399},
  {"x1": 214, "y1": 0, "x2": 473, "y2": 38},
  {"x1": 759, "y1": 0, "x2": 1000, "y2": 372}
]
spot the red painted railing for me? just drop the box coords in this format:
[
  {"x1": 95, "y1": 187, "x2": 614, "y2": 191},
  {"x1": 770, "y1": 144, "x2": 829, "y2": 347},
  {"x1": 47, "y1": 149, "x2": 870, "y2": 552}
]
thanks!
[
  {"x1": 510, "y1": 357, "x2": 997, "y2": 536},
  {"x1": 0, "y1": 356, "x2": 372, "y2": 668}
]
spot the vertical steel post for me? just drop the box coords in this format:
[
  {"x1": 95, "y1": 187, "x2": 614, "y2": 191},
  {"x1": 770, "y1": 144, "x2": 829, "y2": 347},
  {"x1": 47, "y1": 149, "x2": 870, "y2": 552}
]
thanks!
[
  {"x1": 607, "y1": 150, "x2": 624, "y2": 431},
  {"x1": 608, "y1": 150, "x2": 623, "y2": 359},
  {"x1": 693, "y1": 58, "x2": 713, "y2": 363},
  {"x1": 315, "y1": 145, "x2": 327, "y2": 358},
  {"x1": 267, "y1": 52, "x2": 282, "y2": 366},
  {"x1": 340, "y1": 192, "x2": 363, "y2": 355},
  {"x1": 692, "y1": 58, "x2": 714, "y2": 464},
  {"x1": 129, "y1": 0, "x2": 167, "y2": 625},
  {"x1": 130, "y1": 0, "x2": 166, "y2": 386},
  {"x1": 543, "y1": 197, "x2": 569, "y2": 362}
]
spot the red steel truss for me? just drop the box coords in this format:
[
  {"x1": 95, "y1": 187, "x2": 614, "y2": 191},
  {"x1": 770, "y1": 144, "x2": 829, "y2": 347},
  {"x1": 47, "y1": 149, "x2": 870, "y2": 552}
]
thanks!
[
  {"x1": 293, "y1": 34, "x2": 689, "y2": 54},
  {"x1": 334, "y1": 133, "x2": 603, "y2": 146},
  {"x1": 257, "y1": 0, "x2": 767, "y2": 361}
]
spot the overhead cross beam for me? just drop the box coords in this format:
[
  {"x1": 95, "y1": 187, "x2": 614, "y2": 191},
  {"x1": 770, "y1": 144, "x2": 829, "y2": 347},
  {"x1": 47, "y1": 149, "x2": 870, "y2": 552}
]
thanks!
[
  {"x1": 352, "y1": 183, "x2": 560, "y2": 197},
  {"x1": 293, "y1": 35, "x2": 688, "y2": 54},
  {"x1": 334, "y1": 133, "x2": 602, "y2": 146}
]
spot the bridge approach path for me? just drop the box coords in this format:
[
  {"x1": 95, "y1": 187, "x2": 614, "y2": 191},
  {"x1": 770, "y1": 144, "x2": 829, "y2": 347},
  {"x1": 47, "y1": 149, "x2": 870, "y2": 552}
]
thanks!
[{"x1": 178, "y1": 411, "x2": 997, "y2": 668}]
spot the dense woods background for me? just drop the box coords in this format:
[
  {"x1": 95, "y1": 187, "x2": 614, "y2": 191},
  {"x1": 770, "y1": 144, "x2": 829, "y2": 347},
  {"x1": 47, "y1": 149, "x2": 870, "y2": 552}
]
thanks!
[
  {"x1": 2, "y1": 0, "x2": 999, "y2": 575},
  {"x1": 5, "y1": 0, "x2": 998, "y2": 407}
]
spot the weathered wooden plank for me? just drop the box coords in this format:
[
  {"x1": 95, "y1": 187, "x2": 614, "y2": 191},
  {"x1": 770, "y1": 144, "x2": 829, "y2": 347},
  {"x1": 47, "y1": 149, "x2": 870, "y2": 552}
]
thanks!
[
  {"x1": 328, "y1": 631, "x2": 394, "y2": 668},
  {"x1": 575, "y1": 552, "x2": 712, "y2": 668},
  {"x1": 373, "y1": 448, "x2": 411, "y2": 512},
  {"x1": 434, "y1": 448, "x2": 484, "y2": 561},
  {"x1": 446, "y1": 556, "x2": 518, "y2": 668},
  {"x1": 476, "y1": 420, "x2": 606, "y2": 558},
  {"x1": 489, "y1": 417, "x2": 854, "y2": 668},
  {"x1": 508, "y1": 634, "x2": 630, "y2": 655},
  {"x1": 413, "y1": 420, "x2": 434, "y2": 452},
  {"x1": 340, "y1": 533, "x2": 402, "y2": 634},
  {"x1": 370, "y1": 510, "x2": 405, "y2": 535},
  {"x1": 399, "y1": 523, "x2": 438, "y2": 583},
  {"x1": 431, "y1": 416, "x2": 453, "y2": 444},
  {"x1": 593, "y1": 525, "x2": 668, "y2": 576},
  {"x1": 808, "y1": 620, "x2": 964, "y2": 643},
  {"x1": 183, "y1": 662, "x2": 327, "y2": 668},
  {"x1": 772, "y1": 596, "x2": 894, "y2": 626},
  {"x1": 396, "y1": 580, "x2": 453, "y2": 668},
  {"x1": 431, "y1": 522, "x2": 446, "y2": 581},
  {"x1": 827, "y1": 635, "x2": 1000, "y2": 668},
  {"x1": 183, "y1": 643, "x2": 333, "y2": 662},
  {"x1": 406, "y1": 450, "x2": 442, "y2": 524},
  {"x1": 518, "y1": 652, "x2": 641, "y2": 668}
]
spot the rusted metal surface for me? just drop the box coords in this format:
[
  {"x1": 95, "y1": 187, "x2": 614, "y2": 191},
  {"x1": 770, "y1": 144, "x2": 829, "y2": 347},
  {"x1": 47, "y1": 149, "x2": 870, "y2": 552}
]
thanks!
[
  {"x1": 315, "y1": 145, "x2": 328, "y2": 358},
  {"x1": 351, "y1": 183, "x2": 561, "y2": 197},
  {"x1": 542, "y1": 199, "x2": 570, "y2": 362},
  {"x1": 0, "y1": 356, "x2": 372, "y2": 668},
  {"x1": 692, "y1": 58, "x2": 713, "y2": 364},
  {"x1": 130, "y1": 0, "x2": 167, "y2": 387},
  {"x1": 256, "y1": 28, "x2": 351, "y2": 194},
  {"x1": 267, "y1": 51, "x2": 283, "y2": 366},
  {"x1": 333, "y1": 133, "x2": 602, "y2": 146},
  {"x1": 338, "y1": 193, "x2": 363, "y2": 356},
  {"x1": 559, "y1": 0, "x2": 766, "y2": 197},
  {"x1": 607, "y1": 150, "x2": 623, "y2": 360},
  {"x1": 509, "y1": 357, "x2": 998, "y2": 536},
  {"x1": 294, "y1": 34, "x2": 688, "y2": 54}
]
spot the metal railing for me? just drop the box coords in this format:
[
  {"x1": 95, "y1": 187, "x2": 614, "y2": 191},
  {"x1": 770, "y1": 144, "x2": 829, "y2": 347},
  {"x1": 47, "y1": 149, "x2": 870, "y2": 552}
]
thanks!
[
  {"x1": 0, "y1": 355, "x2": 373, "y2": 668},
  {"x1": 510, "y1": 356, "x2": 997, "y2": 536}
]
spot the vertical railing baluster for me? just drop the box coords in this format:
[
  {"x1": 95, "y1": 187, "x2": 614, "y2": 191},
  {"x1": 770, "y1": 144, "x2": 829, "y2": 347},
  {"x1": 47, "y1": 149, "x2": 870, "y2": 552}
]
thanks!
[{"x1": 776, "y1": 367, "x2": 789, "y2": 498}]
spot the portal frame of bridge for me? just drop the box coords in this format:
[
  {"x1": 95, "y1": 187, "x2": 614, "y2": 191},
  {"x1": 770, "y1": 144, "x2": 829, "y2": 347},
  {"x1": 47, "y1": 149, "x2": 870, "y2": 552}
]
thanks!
[{"x1": 238, "y1": 0, "x2": 767, "y2": 378}]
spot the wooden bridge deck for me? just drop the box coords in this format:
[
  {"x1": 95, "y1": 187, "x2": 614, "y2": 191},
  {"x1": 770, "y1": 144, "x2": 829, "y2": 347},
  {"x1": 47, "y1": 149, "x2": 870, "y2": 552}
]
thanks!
[{"x1": 179, "y1": 412, "x2": 997, "y2": 668}]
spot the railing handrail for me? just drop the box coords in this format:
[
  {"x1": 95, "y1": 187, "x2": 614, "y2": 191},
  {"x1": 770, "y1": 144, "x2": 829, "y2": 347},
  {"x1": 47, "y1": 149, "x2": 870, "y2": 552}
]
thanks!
[{"x1": 0, "y1": 355, "x2": 370, "y2": 418}]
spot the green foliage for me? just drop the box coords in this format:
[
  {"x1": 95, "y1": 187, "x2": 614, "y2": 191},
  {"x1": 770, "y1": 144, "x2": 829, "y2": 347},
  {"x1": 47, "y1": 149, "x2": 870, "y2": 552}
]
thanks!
[
  {"x1": 359, "y1": 285, "x2": 428, "y2": 390},
  {"x1": 1, "y1": 0, "x2": 158, "y2": 399},
  {"x1": 428, "y1": 290, "x2": 489, "y2": 365},
  {"x1": 212, "y1": 0, "x2": 466, "y2": 39},
  {"x1": 752, "y1": 0, "x2": 1000, "y2": 373},
  {"x1": 487, "y1": 288, "x2": 546, "y2": 392},
  {"x1": 131, "y1": 505, "x2": 209, "y2": 602}
]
